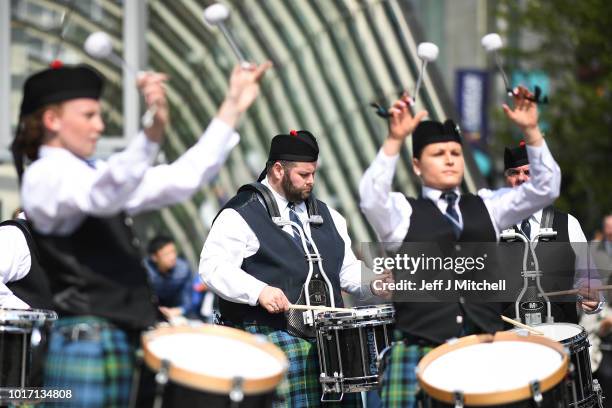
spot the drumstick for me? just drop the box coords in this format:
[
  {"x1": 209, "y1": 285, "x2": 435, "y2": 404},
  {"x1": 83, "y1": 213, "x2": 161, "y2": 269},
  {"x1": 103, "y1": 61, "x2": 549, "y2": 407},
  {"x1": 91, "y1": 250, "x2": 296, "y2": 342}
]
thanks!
[
  {"x1": 501, "y1": 315, "x2": 544, "y2": 335},
  {"x1": 538, "y1": 285, "x2": 612, "y2": 298},
  {"x1": 288, "y1": 304, "x2": 354, "y2": 313}
]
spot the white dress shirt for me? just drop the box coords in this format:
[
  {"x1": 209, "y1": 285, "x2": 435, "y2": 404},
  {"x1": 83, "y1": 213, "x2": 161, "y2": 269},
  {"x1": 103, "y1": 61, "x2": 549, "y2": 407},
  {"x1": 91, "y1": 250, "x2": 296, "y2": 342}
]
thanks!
[
  {"x1": 0, "y1": 224, "x2": 31, "y2": 309},
  {"x1": 200, "y1": 177, "x2": 370, "y2": 306},
  {"x1": 22, "y1": 118, "x2": 239, "y2": 235},
  {"x1": 359, "y1": 141, "x2": 561, "y2": 243}
]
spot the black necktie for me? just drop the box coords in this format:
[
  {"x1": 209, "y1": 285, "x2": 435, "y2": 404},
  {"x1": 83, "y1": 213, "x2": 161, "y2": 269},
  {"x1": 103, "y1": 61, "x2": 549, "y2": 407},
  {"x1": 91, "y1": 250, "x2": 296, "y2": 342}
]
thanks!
[
  {"x1": 288, "y1": 202, "x2": 309, "y2": 250},
  {"x1": 442, "y1": 191, "x2": 461, "y2": 238},
  {"x1": 521, "y1": 218, "x2": 531, "y2": 239}
]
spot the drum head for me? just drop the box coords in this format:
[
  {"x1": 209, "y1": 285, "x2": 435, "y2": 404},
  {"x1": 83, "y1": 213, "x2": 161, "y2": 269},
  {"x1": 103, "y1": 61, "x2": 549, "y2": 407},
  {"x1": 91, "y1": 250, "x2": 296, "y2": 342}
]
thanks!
[
  {"x1": 530, "y1": 323, "x2": 583, "y2": 342},
  {"x1": 142, "y1": 325, "x2": 287, "y2": 395},
  {"x1": 417, "y1": 332, "x2": 568, "y2": 405}
]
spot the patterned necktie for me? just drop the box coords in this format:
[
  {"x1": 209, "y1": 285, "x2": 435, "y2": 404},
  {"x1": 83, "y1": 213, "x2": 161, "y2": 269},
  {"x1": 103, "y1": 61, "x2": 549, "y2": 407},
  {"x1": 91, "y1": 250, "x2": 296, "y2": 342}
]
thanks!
[
  {"x1": 521, "y1": 218, "x2": 531, "y2": 240},
  {"x1": 287, "y1": 202, "x2": 309, "y2": 251},
  {"x1": 441, "y1": 191, "x2": 461, "y2": 238}
]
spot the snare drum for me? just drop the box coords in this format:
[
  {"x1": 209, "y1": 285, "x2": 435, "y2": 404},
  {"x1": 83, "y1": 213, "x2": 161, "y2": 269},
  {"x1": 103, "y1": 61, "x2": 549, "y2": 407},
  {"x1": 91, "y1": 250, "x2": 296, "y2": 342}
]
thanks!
[
  {"x1": 140, "y1": 324, "x2": 287, "y2": 407},
  {"x1": 527, "y1": 323, "x2": 600, "y2": 407},
  {"x1": 0, "y1": 308, "x2": 57, "y2": 388},
  {"x1": 314, "y1": 304, "x2": 394, "y2": 400},
  {"x1": 418, "y1": 332, "x2": 569, "y2": 407}
]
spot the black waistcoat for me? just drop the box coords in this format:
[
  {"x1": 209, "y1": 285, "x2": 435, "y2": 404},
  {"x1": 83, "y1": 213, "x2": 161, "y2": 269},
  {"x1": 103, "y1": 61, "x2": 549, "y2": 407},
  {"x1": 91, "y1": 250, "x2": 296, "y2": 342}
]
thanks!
[
  {"x1": 397, "y1": 193, "x2": 503, "y2": 345},
  {"x1": 31, "y1": 215, "x2": 157, "y2": 330},
  {"x1": 218, "y1": 190, "x2": 345, "y2": 329},
  {"x1": 501, "y1": 207, "x2": 578, "y2": 323},
  {"x1": 1, "y1": 219, "x2": 53, "y2": 309}
]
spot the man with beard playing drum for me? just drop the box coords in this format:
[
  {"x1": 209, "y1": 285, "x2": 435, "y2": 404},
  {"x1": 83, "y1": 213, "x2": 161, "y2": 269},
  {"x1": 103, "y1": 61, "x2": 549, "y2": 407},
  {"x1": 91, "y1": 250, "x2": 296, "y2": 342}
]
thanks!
[{"x1": 200, "y1": 130, "x2": 385, "y2": 407}]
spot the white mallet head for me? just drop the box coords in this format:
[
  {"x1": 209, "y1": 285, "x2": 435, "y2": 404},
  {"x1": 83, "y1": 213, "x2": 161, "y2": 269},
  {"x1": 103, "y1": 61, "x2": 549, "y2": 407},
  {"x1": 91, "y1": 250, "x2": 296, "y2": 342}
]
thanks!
[
  {"x1": 84, "y1": 31, "x2": 113, "y2": 59},
  {"x1": 481, "y1": 33, "x2": 503, "y2": 52},
  {"x1": 417, "y1": 42, "x2": 439, "y2": 62},
  {"x1": 203, "y1": 3, "x2": 230, "y2": 26}
]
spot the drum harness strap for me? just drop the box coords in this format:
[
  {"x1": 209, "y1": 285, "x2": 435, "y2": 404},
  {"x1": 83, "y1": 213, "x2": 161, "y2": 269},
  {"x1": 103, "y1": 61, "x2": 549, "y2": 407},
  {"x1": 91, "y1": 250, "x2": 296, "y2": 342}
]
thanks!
[
  {"x1": 237, "y1": 183, "x2": 336, "y2": 329},
  {"x1": 238, "y1": 182, "x2": 336, "y2": 337},
  {"x1": 501, "y1": 206, "x2": 556, "y2": 324}
]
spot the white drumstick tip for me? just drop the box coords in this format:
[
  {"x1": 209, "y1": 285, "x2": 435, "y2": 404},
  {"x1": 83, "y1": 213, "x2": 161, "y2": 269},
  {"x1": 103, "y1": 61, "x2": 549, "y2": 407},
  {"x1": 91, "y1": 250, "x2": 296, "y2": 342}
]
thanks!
[
  {"x1": 417, "y1": 42, "x2": 439, "y2": 62},
  {"x1": 481, "y1": 33, "x2": 503, "y2": 52},
  {"x1": 203, "y1": 3, "x2": 230, "y2": 25},
  {"x1": 84, "y1": 31, "x2": 113, "y2": 58}
]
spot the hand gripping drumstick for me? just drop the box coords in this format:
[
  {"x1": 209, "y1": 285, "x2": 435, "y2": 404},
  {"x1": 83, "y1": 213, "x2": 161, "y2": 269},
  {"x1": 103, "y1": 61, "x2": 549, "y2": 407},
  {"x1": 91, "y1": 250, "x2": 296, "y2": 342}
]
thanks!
[
  {"x1": 501, "y1": 315, "x2": 544, "y2": 336},
  {"x1": 371, "y1": 42, "x2": 439, "y2": 118},
  {"x1": 481, "y1": 33, "x2": 548, "y2": 104},
  {"x1": 84, "y1": 31, "x2": 158, "y2": 128}
]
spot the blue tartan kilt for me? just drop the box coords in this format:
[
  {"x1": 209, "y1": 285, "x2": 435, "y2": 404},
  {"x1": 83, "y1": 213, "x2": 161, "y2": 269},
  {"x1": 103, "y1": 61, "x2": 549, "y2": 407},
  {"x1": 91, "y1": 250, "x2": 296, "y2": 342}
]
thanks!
[
  {"x1": 240, "y1": 324, "x2": 362, "y2": 408},
  {"x1": 42, "y1": 316, "x2": 135, "y2": 408}
]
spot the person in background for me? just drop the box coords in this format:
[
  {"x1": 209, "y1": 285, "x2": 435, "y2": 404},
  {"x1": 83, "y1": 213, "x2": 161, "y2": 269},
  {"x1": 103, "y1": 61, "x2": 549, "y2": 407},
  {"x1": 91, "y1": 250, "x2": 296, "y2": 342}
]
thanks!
[{"x1": 145, "y1": 235, "x2": 194, "y2": 320}]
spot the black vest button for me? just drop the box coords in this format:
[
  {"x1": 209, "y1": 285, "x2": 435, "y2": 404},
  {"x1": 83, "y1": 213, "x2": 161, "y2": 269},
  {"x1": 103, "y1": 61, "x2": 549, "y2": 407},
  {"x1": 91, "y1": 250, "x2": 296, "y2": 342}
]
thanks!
[
  {"x1": 124, "y1": 217, "x2": 134, "y2": 227},
  {"x1": 132, "y1": 237, "x2": 141, "y2": 247}
]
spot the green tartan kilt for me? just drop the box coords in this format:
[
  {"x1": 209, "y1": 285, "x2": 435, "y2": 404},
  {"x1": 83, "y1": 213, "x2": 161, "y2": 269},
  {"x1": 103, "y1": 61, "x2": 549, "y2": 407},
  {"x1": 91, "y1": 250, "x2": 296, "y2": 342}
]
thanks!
[
  {"x1": 241, "y1": 324, "x2": 362, "y2": 408},
  {"x1": 379, "y1": 341, "x2": 433, "y2": 408}
]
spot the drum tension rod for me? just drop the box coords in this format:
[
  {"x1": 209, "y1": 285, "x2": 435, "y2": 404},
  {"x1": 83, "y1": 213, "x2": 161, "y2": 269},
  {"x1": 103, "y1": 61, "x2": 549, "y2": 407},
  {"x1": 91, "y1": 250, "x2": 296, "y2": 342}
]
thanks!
[
  {"x1": 529, "y1": 380, "x2": 543, "y2": 407},
  {"x1": 153, "y1": 359, "x2": 170, "y2": 408},
  {"x1": 453, "y1": 391, "x2": 464, "y2": 408},
  {"x1": 230, "y1": 376, "x2": 245, "y2": 405}
]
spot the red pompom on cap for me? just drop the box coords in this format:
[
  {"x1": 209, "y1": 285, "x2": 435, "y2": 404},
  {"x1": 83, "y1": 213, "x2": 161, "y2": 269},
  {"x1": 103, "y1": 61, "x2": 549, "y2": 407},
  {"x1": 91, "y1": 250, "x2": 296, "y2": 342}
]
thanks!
[
  {"x1": 519, "y1": 140, "x2": 526, "y2": 147},
  {"x1": 49, "y1": 59, "x2": 64, "y2": 69},
  {"x1": 289, "y1": 129, "x2": 298, "y2": 136}
]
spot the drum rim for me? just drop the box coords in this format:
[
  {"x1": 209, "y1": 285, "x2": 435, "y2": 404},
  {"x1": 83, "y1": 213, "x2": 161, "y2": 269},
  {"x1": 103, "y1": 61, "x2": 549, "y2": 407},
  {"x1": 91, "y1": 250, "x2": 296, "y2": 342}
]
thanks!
[
  {"x1": 142, "y1": 324, "x2": 288, "y2": 395},
  {"x1": 316, "y1": 304, "x2": 395, "y2": 322},
  {"x1": 0, "y1": 308, "x2": 58, "y2": 322},
  {"x1": 416, "y1": 332, "x2": 569, "y2": 405},
  {"x1": 533, "y1": 322, "x2": 586, "y2": 341}
]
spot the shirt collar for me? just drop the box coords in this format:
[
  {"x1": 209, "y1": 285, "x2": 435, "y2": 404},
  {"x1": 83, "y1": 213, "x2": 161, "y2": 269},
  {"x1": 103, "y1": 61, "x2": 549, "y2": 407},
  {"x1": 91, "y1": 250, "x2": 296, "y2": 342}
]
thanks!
[
  {"x1": 421, "y1": 185, "x2": 461, "y2": 203},
  {"x1": 38, "y1": 145, "x2": 96, "y2": 167},
  {"x1": 530, "y1": 209, "x2": 543, "y2": 225},
  {"x1": 261, "y1": 177, "x2": 306, "y2": 212}
]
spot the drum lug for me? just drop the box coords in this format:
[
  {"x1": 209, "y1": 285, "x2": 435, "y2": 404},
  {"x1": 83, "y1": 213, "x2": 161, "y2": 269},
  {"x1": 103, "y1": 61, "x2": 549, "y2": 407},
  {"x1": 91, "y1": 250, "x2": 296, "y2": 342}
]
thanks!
[
  {"x1": 153, "y1": 359, "x2": 170, "y2": 408},
  {"x1": 529, "y1": 380, "x2": 543, "y2": 407},
  {"x1": 303, "y1": 311, "x2": 314, "y2": 326},
  {"x1": 452, "y1": 391, "x2": 464, "y2": 408},
  {"x1": 230, "y1": 376, "x2": 245, "y2": 404}
]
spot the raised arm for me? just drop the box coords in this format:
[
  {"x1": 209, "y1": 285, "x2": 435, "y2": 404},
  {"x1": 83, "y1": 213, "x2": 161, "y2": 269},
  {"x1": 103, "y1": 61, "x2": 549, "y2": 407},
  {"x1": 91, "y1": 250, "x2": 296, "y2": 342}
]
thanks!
[{"x1": 359, "y1": 95, "x2": 427, "y2": 242}]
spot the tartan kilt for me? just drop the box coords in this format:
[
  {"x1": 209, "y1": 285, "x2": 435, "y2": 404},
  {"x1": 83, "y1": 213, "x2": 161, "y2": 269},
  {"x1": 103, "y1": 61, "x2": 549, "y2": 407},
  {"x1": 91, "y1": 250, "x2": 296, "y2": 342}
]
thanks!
[
  {"x1": 379, "y1": 341, "x2": 433, "y2": 408},
  {"x1": 42, "y1": 316, "x2": 135, "y2": 408},
  {"x1": 241, "y1": 324, "x2": 362, "y2": 408}
]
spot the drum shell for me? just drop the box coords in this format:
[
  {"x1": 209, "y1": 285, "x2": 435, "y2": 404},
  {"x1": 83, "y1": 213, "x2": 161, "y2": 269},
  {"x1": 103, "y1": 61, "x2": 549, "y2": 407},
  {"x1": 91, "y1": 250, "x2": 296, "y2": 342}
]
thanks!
[
  {"x1": 0, "y1": 309, "x2": 56, "y2": 388},
  {"x1": 554, "y1": 327, "x2": 594, "y2": 407},
  {"x1": 0, "y1": 329, "x2": 31, "y2": 387},
  {"x1": 423, "y1": 383, "x2": 568, "y2": 408},
  {"x1": 315, "y1": 305, "x2": 394, "y2": 393},
  {"x1": 418, "y1": 332, "x2": 570, "y2": 408},
  {"x1": 137, "y1": 324, "x2": 287, "y2": 408},
  {"x1": 521, "y1": 323, "x2": 596, "y2": 407},
  {"x1": 135, "y1": 363, "x2": 277, "y2": 408}
]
